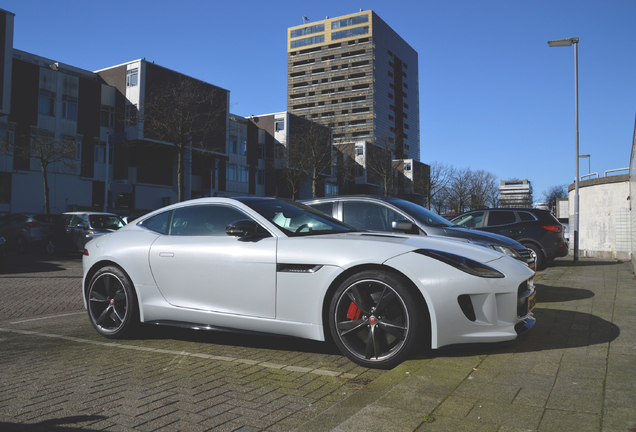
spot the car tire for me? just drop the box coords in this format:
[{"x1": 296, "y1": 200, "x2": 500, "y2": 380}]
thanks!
[
  {"x1": 525, "y1": 243, "x2": 545, "y2": 270},
  {"x1": 14, "y1": 236, "x2": 27, "y2": 254},
  {"x1": 329, "y1": 270, "x2": 421, "y2": 369},
  {"x1": 87, "y1": 266, "x2": 138, "y2": 339}
]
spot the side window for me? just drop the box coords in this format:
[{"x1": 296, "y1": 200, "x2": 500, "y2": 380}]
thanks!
[
  {"x1": 71, "y1": 215, "x2": 88, "y2": 227},
  {"x1": 307, "y1": 202, "x2": 333, "y2": 217},
  {"x1": 342, "y1": 201, "x2": 392, "y2": 232},
  {"x1": 170, "y1": 205, "x2": 253, "y2": 236},
  {"x1": 487, "y1": 211, "x2": 516, "y2": 226},
  {"x1": 141, "y1": 211, "x2": 172, "y2": 235},
  {"x1": 518, "y1": 212, "x2": 537, "y2": 222},
  {"x1": 453, "y1": 212, "x2": 484, "y2": 228}
]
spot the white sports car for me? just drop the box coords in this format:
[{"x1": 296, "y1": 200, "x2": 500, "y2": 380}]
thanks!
[{"x1": 82, "y1": 197, "x2": 536, "y2": 369}]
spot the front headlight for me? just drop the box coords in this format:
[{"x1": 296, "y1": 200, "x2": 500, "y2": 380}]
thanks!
[
  {"x1": 414, "y1": 249, "x2": 505, "y2": 278},
  {"x1": 470, "y1": 240, "x2": 521, "y2": 259}
]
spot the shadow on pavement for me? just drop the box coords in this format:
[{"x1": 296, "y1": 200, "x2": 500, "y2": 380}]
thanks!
[
  {"x1": 547, "y1": 259, "x2": 623, "y2": 268},
  {"x1": 535, "y1": 283, "x2": 595, "y2": 302},
  {"x1": 417, "y1": 308, "x2": 619, "y2": 360},
  {"x1": 0, "y1": 251, "x2": 82, "y2": 274},
  {"x1": 0, "y1": 415, "x2": 106, "y2": 431},
  {"x1": 133, "y1": 323, "x2": 343, "y2": 356}
]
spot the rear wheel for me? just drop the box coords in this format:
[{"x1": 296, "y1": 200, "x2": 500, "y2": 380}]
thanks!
[
  {"x1": 87, "y1": 266, "x2": 138, "y2": 338},
  {"x1": 329, "y1": 270, "x2": 420, "y2": 369}
]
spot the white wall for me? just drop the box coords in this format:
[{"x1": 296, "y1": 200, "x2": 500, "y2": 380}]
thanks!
[{"x1": 569, "y1": 175, "x2": 630, "y2": 260}]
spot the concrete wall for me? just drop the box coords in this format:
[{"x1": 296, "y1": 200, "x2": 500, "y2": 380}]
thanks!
[
  {"x1": 630, "y1": 116, "x2": 636, "y2": 270},
  {"x1": 569, "y1": 174, "x2": 630, "y2": 260}
]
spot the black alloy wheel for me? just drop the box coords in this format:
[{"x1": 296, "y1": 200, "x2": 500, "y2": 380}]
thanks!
[
  {"x1": 329, "y1": 270, "x2": 420, "y2": 369},
  {"x1": 87, "y1": 266, "x2": 138, "y2": 338}
]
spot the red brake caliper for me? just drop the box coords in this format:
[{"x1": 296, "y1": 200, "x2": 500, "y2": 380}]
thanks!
[{"x1": 346, "y1": 302, "x2": 362, "y2": 320}]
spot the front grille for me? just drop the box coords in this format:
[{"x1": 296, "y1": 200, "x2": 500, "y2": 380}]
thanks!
[
  {"x1": 517, "y1": 278, "x2": 536, "y2": 317},
  {"x1": 516, "y1": 247, "x2": 535, "y2": 269}
]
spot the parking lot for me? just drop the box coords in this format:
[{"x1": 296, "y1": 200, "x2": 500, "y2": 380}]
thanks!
[{"x1": 1, "y1": 253, "x2": 635, "y2": 431}]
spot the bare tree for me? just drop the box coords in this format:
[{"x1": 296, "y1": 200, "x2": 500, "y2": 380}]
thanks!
[
  {"x1": 140, "y1": 77, "x2": 226, "y2": 202},
  {"x1": 273, "y1": 142, "x2": 309, "y2": 201},
  {"x1": 542, "y1": 184, "x2": 567, "y2": 211},
  {"x1": 427, "y1": 162, "x2": 455, "y2": 210},
  {"x1": 469, "y1": 170, "x2": 498, "y2": 209},
  {"x1": 365, "y1": 133, "x2": 396, "y2": 196},
  {"x1": 1, "y1": 129, "x2": 78, "y2": 213},
  {"x1": 289, "y1": 122, "x2": 335, "y2": 199}
]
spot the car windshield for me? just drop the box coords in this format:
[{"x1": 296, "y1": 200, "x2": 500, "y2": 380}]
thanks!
[
  {"x1": 389, "y1": 199, "x2": 454, "y2": 227},
  {"x1": 243, "y1": 199, "x2": 355, "y2": 237},
  {"x1": 89, "y1": 215, "x2": 124, "y2": 229}
]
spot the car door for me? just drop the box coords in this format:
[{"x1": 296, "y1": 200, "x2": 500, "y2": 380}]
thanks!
[
  {"x1": 148, "y1": 204, "x2": 277, "y2": 318},
  {"x1": 70, "y1": 214, "x2": 89, "y2": 250},
  {"x1": 480, "y1": 210, "x2": 521, "y2": 240}
]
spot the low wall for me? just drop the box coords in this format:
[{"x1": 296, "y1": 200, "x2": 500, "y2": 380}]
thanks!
[{"x1": 568, "y1": 174, "x2": 630, "y2": 260}]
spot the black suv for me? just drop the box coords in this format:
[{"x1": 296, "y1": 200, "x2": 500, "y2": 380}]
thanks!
[
  {"x1": 451, "y1": 208, "x2": 568, "y2": 269},
  {"x1": 302, "y1": 196, "x2": 535, "y2": 269}
]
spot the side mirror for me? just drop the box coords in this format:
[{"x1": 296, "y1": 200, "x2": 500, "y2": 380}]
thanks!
[
  {"x1": 226, "y1": 219, "x2": 262, "y2": 238},
  {"x1": 391, "y1": 220, "x2": 419, "y2": 235},
  {"x1": 77, "y1": 223, "x2": 86, "y2": 230}
]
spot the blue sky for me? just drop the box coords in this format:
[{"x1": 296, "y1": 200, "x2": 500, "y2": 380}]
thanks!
[{"x1": 5, "y1": 0, "x2": 635, "y2": 202}]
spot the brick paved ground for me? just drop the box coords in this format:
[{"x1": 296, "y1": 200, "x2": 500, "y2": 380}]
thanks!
[
  {"x1": 0, "y1": 253, "x2": 382, "y2": 431},
  {"x1": 1, "y1": 253, "x2": 635, "y2": 431}
]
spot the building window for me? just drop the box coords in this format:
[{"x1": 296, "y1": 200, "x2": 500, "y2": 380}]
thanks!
[
  {"x1": 38, "y1": 90, "x2": 55, "y2": 116},
  {"x1": 331, "y1": 14, "x2": 369, "y2": 29},
  {"x1": 229, "y1": 137, "x2": 237, "y2": 153},
  {"x1": 61, "y1": 134, "x2": 81, "y2": 160},
  {"x1": 94, "y1": 140, "x2": 114, "y2": 163},
  {"x1": 238, "y1": 138, "x2": 247, "y2": 156},
  {"x1": 238, "y1": 166, "x2": 248, "y2": 183},
  {"x1": 0, "y1": 123, "x2": 14, "y2": 150},
  {"x1": 259, "y1": 144, "x2": 265, "y2": 159},
  {"x1": 257, "y1": 169, "x2": 265, "y2": 185},
  {"x1": 227, "y1": 163, "x2": 237, "y2": 181},
  {"x1": 126, "y1": 69, "x2": 138, "y2": 87},
  {"x1": 355, "y1": 146, "x2": 364, "y2": 155},
  {"x1": 275, "y1": 118, "x2": 285, "y2": 132},
  {"x1": 101, "y1": 106, "x2": 115, "y2": 128},
  {"x1": 404, "y1": 162, "x2": 412, "y2": 171},
  {"x1": 125, "y1": 104, "x2": 137, "y2": 125},
  {"x1": 404, "y1": 103, "x2": 409, "y2": 109},
  {"x1": 62, "y1": 95, "x2": 78, "y2": 121}
]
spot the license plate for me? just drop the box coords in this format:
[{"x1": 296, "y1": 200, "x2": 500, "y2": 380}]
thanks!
[{"x1": 528, "y1": 292, "x2": 536, "y2": 312}]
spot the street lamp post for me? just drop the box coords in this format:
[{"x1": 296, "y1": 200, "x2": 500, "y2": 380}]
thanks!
[
  {"x1": 548, "y1": 37, "x2": 580, "y2": 264},
  {"x1": 579, "y1": 154, "x2": 590, "y2": 175}
]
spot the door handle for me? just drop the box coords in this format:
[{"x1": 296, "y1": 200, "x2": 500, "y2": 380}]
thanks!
[{"x1": 158, "y1": 252, "x2": 174, "y2": 257}]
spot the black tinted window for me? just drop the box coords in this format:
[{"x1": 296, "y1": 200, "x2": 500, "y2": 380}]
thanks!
[
  {"x1": 487, "y1": 211, "x2": 516, "y2": 226},
  {"x1": 518, "y1": 212, "x2": 537, "y2": 222},
  {"x1": 342, "y1": 201, "x2": 398, "y2": 232}
]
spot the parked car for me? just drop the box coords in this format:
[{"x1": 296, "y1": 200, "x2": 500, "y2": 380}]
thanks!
[
  {"x1": 82, "y1": 197, "x2": 536, "y2": 369},
  {"x1": 301, "y1": 196, "x2": 535, "y2": 270},
  {"x1": 451, "y1": 208, "x2": 568, "y2": 270},
  {"x1": 51, "y1": 212, "x2": 125, "y2": 253},
  {"x1": 0, "y1": 213, "x2": 55, "y2": 253}
]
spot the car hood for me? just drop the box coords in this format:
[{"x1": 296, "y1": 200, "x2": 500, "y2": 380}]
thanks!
[
  {"x1": 440, "y1": 226, "x2": 525, "y2": 249},
  {"x1": 276, "y1": 231, "x2": 513, "y2": 269}
]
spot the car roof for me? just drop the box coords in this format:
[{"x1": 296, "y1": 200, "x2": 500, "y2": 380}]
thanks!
[
  {"x1": 63, "y1": 212, "x2": 119, "y2": 216},
  {"x1": 302, "y1": 195, "x2": 405, "y2": 204}
]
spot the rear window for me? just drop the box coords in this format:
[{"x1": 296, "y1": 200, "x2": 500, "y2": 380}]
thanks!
[
  {"x1": 487, "y1": 211, "x2": 516, "y2": 226},
  {"x1": 518, "y1": 212, "x2": 537, "y2": 222}
]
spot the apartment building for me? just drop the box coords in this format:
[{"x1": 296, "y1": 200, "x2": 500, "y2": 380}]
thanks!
[
  {"x1": 499, "y1": 179, "x2": 533, "y2": 208},
  {"x1": 287, "y1": 10, "x2": 420, "y2": 161}
]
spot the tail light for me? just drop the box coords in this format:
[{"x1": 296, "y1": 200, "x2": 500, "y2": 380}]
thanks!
[
  {"x1": 26, "y1": 222, "x2": 41, "y2": 228},
  {"x1": 84, "y1": 249, "x2": 89, "y2": 256},
  {"x1": 542, "y1": 225, "x2": 562, "y2": 233}
]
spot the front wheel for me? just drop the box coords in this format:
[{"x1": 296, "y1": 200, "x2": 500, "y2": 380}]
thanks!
[
  {"x1": 87, "y1": 266, "x2": 138, "y2": 338},
  {"x1": 329, "y1": 270, "x2": 421, "y2": 369},
  {"x1": 525, "y1": 243, "x2": 545, "y2": 270}
]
